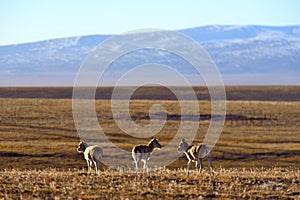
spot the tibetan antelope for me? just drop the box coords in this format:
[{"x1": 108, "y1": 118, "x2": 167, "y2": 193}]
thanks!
[
  {"x1": 132, "y1": 137, "x2": 162, "y2": 172},
  {"x1": 177, "y1": 139, "x2": 213, "y2": 174},
  {"x1": 77, "y1": 140, "x2": 103, "y2": 174}
]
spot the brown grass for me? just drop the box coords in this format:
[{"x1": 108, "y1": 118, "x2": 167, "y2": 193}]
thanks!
[
  {"x1": 0, "y1": 86, "x2": 299, "y2": 198},
  {"x1": 1, "y1": 86, "x2": 300, "y2": 101},
  {"x1": 1, "y1": 98, "x2": 299, "y2": 169},
  {"x1": 0, "y1": 168, "x2": 299, "y2": 199}
]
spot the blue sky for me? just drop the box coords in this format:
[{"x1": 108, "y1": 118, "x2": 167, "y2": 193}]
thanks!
[{"x1": 1, "y1": 0, "x2": 300, "y2": 45}]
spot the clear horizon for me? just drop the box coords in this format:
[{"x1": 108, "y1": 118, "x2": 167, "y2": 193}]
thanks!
[{"x1": 1, "y1": 0, "x2": 300, "y2": 45}]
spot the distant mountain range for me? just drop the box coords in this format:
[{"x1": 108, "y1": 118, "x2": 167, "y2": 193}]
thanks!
[{"x1": 0, "y1": 25, "x2": 299, "y2": 86}]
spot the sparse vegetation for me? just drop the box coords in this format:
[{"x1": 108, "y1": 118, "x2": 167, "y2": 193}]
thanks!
[
  {"x1": 0, "y1": 168, "x2": 299, "y2": 199},
  {"x1": 0, "y1": 86, "x2": 299, "y2": 198}
]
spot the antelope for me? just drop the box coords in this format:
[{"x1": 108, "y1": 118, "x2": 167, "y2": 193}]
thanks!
[
  {"x1": 77, "y1": 140, "x2": 103, "y2": 174},
  {"x1": 177, "y1": 138, "x2": 213, "y2": 174},
  {"x1": 132, "y1": 137, "x2": 162, "y2": 172}
]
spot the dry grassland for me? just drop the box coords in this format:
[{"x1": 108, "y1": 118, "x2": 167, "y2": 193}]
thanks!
[
  {"x1": 0, "y1": 86, "x2": 299, "y2": 199},
  {"x1": 1, "y1": 168, "x2": 299, "y2": 199}
]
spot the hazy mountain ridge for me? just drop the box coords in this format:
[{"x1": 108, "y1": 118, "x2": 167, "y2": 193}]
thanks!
[
  {"x1": 181, "y1": 25, "x2": 300, "y2": 74},
  {"x1": 0, "y1": 35, "x2": 110, "y2": 74},
  {"x1": 180, "y1": 25, "x2": 300, "y2": 41},
  {"x1": 0, "y1": 25, "x2": 299, "y2": 85}
]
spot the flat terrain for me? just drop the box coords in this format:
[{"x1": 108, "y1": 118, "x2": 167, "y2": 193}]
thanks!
[
  {"x1": 1, "y1": 86, "x2": 300, "y2": 101},
  {"x1": 1, "y1": 168, "x2": 299, "y2": 199},
  {"x1": 0, "y1": 86, "x2": 299, "y2": 199}
]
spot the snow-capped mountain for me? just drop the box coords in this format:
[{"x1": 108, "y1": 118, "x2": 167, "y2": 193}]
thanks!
[
  {"x1": 181, "y1": 25, "x2": 300, "y2": 74},
  {"x1": 0, "y1": 25, "x2": 299, "y2": 85}
]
